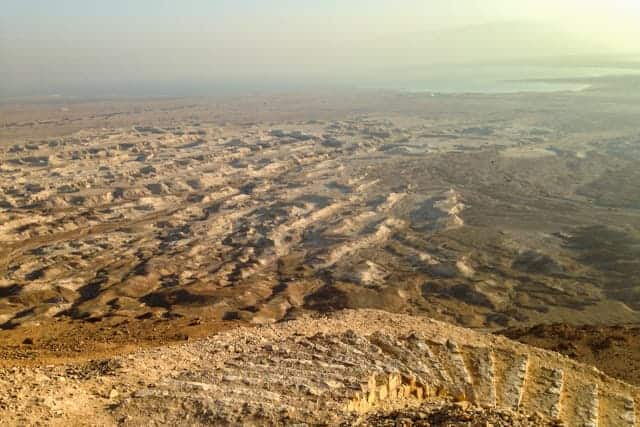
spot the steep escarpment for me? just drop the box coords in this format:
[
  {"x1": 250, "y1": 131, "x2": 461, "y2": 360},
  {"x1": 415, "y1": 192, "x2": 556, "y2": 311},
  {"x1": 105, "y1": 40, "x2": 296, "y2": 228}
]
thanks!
[{"x1": 0, "y1": 310, "x2": 637, "y2": 426}]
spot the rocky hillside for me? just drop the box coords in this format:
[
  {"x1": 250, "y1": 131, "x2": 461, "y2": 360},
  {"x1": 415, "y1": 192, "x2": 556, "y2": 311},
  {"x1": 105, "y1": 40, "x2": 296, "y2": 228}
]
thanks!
[{"x1": 0, "y1": 310, "x2": 637, "y2": 426}]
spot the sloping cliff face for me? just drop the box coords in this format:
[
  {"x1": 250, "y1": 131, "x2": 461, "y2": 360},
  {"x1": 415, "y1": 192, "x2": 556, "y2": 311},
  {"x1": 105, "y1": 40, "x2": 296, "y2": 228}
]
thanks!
[{"x1": 1, "y1": 310, "x2": 638, "y2": 426}]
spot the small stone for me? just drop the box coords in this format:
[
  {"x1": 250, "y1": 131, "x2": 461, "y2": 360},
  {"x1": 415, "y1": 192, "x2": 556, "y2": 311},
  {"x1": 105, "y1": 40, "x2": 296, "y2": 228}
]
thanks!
[
  {"x1": 454, "y1": 400, "x2": 471, "y2": 410},
  {"x1": 263, "y1": 343, "x2": 278, "y2": 352},
  {"x1": 323, "y1": 379, "x2": 344, "y2": 389},
  {"x1": 302, "y1": 384, "x2": 322, "y2": 396},
  {"x1": 109, "y1": 389, "x2": 119, "y2": 399}
]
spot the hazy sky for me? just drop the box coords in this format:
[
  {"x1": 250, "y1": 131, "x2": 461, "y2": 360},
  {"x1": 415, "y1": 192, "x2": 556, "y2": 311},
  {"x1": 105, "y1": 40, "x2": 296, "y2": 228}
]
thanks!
[{"x1": 2, "y1": 0, "x2": 639, "y2": 97}]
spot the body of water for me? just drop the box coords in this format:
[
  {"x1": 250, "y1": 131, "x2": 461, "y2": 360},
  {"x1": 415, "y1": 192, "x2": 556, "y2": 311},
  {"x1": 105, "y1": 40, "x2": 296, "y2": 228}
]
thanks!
[
  {"x1": 3, "y1": 65, "x2": 639, "y2": 101},
  {"x1": 357, "y1": 65, "x2": 640, "y2": 94}
]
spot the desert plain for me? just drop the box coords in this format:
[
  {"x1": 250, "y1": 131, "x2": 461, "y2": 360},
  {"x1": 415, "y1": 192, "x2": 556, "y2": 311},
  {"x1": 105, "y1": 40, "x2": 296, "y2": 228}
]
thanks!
[{"x1": 1, "y1": 77, "x2": 640, "y2": 425}]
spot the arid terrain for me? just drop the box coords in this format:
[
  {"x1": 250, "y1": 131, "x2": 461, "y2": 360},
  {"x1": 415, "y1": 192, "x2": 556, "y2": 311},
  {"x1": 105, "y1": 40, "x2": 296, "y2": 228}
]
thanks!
[
  {"x1": 501, "y1": 323, "x2": 640, "y2": 387},
  {"x1": 1, "y1": 77, "x2": 640, "y2": 425},
  {"x1": 1, "y1": 310, "x2": 639, "y2": 426}
]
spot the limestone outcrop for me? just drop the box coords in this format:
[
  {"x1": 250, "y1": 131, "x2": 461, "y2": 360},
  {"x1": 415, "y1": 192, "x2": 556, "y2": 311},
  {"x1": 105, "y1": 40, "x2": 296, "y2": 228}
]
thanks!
[{"x1": 0, "y1": 310, "x2": 637, "y2": 426}]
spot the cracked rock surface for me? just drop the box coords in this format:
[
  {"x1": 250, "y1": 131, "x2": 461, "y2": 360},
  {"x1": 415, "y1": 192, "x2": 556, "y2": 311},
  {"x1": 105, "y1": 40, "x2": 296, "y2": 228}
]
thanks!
[{"x1": 0, "y1": 310, "x2": 637, "y2": 426}]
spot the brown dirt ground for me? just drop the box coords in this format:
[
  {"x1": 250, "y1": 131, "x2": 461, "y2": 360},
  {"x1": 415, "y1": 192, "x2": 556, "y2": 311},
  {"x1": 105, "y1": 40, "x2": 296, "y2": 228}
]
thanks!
[
  {"x1": 499, "y1": 323, "x2": 640, "y2": 387},
  {"x1": 0, "y1": 316, "x2": 246, "y2": 367}
]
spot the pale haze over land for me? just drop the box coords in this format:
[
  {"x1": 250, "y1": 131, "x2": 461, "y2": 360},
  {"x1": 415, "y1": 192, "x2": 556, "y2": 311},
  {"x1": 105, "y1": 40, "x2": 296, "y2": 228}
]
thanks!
[
  {"x1": 1, "y1": 0, "x2": 639, "y2": 97},
  {"x1": 5, "y1": 2, "x2": 640, "y2": 425}
]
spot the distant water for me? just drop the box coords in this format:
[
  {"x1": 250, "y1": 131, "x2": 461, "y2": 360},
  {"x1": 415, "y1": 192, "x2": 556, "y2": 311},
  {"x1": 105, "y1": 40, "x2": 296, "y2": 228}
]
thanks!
[
  {"x1": 4, "y1": 64, "x2": 640, "y2": 101},
  {"x1": 357, "y1": 65, "x2": 640, "y2": 94}
]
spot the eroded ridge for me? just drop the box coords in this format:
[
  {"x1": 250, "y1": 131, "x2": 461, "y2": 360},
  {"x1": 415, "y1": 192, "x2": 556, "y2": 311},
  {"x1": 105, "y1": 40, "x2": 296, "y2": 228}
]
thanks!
[
  {"x1": 5, "y1": 110, "x2": 640, "y2": 336},
  {"x1": 348, "y1": 332, "x2": 638, "y2": 427},
  {"x1": 0, "y1": 310, "x2": 638, "y2": 426}
]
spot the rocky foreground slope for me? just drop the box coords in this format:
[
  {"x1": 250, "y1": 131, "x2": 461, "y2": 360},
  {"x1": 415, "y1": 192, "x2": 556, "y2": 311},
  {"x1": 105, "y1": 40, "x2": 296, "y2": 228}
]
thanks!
[{"x1": 0, "y1": 310, "x2": 638, "y2": 426}]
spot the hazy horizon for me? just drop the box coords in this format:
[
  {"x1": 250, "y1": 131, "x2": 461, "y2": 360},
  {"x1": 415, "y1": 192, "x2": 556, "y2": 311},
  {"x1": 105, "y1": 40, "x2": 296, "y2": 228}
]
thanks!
[{"x1": 2, "y1": 0, "x2": 640, "y2": 98}]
